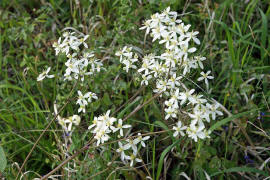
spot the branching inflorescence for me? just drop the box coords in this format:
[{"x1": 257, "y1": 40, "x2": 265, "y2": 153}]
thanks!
[
  {"x1": 116, "y1": 7, "x2": 223, "y2": 142},
  {"x1": 36, "y1": 6, "x2": 224, "y2": 173}
]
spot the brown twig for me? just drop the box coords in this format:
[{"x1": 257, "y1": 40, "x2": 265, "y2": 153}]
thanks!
[
  {"x1": 112, "y1": 85, "x2": 145, "y2": 117},
  {"x1": 40, "y1": 130, "x2": 169, "y2": 179},
  {"x1": 41, "y1": 91, "x2": 162, "y2": 179},
  {"x1": 123, "y1": 92, "x2": 162, "y2": 122}
]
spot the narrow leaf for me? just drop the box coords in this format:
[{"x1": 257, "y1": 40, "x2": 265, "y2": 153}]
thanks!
[
  {"x1": 156, "y1": 138, "x2": 182, "y2": 180},
  {"x1": 210, "y1": 109, "x2": 259, "y2": 131},
  {"x1": 0, "y1": 146, "x2": 7, "y2": 172},
  {"x1": 210, "y1": 167, "x2": 269, "y2": 177}
]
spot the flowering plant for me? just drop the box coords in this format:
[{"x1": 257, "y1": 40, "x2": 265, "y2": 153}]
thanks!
[
  {"x1": 116, "y1": 7, "x2": 223, "y2": 142},
  {"x1": 35, "y1": 6, "x2": 224, "y2": 178}
]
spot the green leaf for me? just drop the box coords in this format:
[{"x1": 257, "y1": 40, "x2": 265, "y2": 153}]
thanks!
[
  {"x1": 259, "y1": 8, "x2": 268, "y2": 59},
  {"x1": 210, "y1": 109, "x2": 259, "y2": 131},
  {"x1": 102, "y1": 93, "x2": 112, "y2": 106},
  {"x1": 117, "y1": 96, "x2": 141, "y2": 119},
  {"x1": 210, "y1": 167, "x2": 269, "y2": 177},
  {"x1": 0, "y1": 146, "x2": 7, "y2": 172},
  {"x1": 154, "y1": 121, "x2": 174, "y2": 141},
  {"x1": 156, "y1": 138, "x2": 182, "y2": 180}
]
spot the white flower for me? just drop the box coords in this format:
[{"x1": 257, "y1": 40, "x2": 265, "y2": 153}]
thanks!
[
  {"x1": 135, "y1": 133, "x2": 150, "y2": 147},
  {"x1": 167, "y1": 73, "x2": 182, "y2": 88},
  {"x1": 165, "y1": 107, "x2": 177, "y2": 120},
  {"x1": 204, "y1": 129, "x2": 211, "y2": 139},
  {"x1": 138, "y1": 55, "x2": 154, "y2": 75},
  {"x1": 121, "y1": 53, "x2": 138, "y2": 73},
  {"x1": 141, "y1": 73, "x2": 152, "y2": 86},
  {"x1": 111, "y1": 119, "x2": 131, "y2": 137},
  {"x1": 156, "y1": 79, "x2": 168, "y2": 92},
  {"x1": 64, "y1": 115, "x2": 81, "y2": 131},
  {"x1": 71, "y1": 115, "x2": 81, "y2": 126},
  {"x1": 53, "y1": 30, "x2": 104, "y2": 82},
  {"x1": 125, "y1": 152, "x2": 142, "y2": 167},
  {"x1": 206, "y1": 103, "x2": 223, "y2": 120},
  {"x1": 58, "y1": 117, "x2": 66, "y2": 128},
  {"x1": 168, "y1": 15, "x2": 182, "y2": 26},
  {"x1": 159, "y1": 31, "x2": 171, "y2": 49},
  {"x1": 192, "y1": 94, "x2": 207, "y2": 106},
  {"x1": 151, "y1": 61, "x2": 163, "y2": 77},
  {"x1": 176, "y1": 23, "x2": 190, "y2": 35},
  {"x1": 77, "y1": 90, "x2": 88, "y2": 105},
  {"x1": 139, "y1": 19, "x2": 152, "y2": 35},
  {"x1": 151, "y1": 25, "x2": 166, "y2": 42},
  {"x1": 88, "y1": 110, "x2": 126, "y2": 146},
  {"x1": 115, "y1": 47, "x2": 126, "y2": 62},
  {"x1": 173, "y1": 121, "x2": 187, "y2": 137},
  {"x1": 94, "y1": 129, "x2": 110, "y2": 146},
  {"x1": 194, "y1": 56, "x2": 206, "y2": 69},
  {"x1": 78, "y1": 104, "x2": 86, "y2": 113},
  {"x1": 197, "y1": 71, "x2": 214, "y2": 88},
  {"x1": 124, "y1": 138, "x2": 139, "y2": 154},
  {"x1": 186, "y1": 122, "x2": 205, "y2": 142},
  {"x1": 67, "y1": 53, "x2": 78, "y2": 61},
  {"x1": 200, "y1": 105, "x2": 211, "y2": 122},
  {"x1": 85, "y1": 92, "x2": 98, "y2": 103},
  {"x1": 165, "y1": 98, "x2": 178, "y2": 110},
  {"x1": 116, "y1": 142, "x2": 129, "y2": 162},
  {"x1": 79, "y1": 35, "x2": 89, "y2": 48},
  {"x1": 76, "y1": 91, "x2": 98, "y2": 113},
  {"x1": 37, "y1": 67, "x2": 54, "y2": 81},
  {"x1": 66, "y1": 59, "x2": 81, "y2": 73},
  {"x1": 149, "y1": 13, "x2": 162, "y2": 28},
  {"x1": 169, "y1": 88, "x2": 181, "y2": 105},
  {"x1": 161, "y1": 7, "x2": 177, "y2": 18},
  {"x1": 188, "y1": 108, "x2": 204, "y2": 124},
  {"x1": 88, "y1": 117, "x2": 98, "y2": 130},
  {"x1": 186, "y1": 31, "x2": 200, "y2": 45},
  {"x1": 179, "y1": 89, "x2": 195, "y2": 105},
  {"x1": 180, "y1": 41, "x2": 196, "y2": 60},
  {"x1": 52, "y1": 37, "x2": 62, "y2": 55}
]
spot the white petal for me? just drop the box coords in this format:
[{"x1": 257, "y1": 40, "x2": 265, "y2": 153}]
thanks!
[
  {"x1": 193, "y1": 37, "x2": 200, "y2": 45},
  {"x1": 188, "y1": 47, "x2": 196, "y2": 53},
  {"x1": 197, "y1": 77, "x2": 204, "y2": 81},
  {"x1": 46, "y1": 67, "x2": 51, "y2": 74},
  {"x1": 47, "y1": 75, "x2": 54, "y2": 78}
]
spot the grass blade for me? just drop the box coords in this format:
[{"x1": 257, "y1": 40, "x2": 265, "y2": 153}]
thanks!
[
  {"x1": 210, "y1": 166, "x2": 269, "y2": 177},
  {"x1": 210, "y1": 109, "x2": 259, "y2": 131},
  {"x1": 0, "y1": 146, "x2": 7, "y2": 173},
  {"x1": 259, "y1": 8, "x2": 268, "y2": 59},
  {"x1": 156, "y1": 138, "x2": 182, "y2": 180}
]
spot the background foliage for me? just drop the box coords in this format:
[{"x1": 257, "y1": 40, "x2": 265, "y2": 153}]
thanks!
[{"x1": 0, "y1": 0, "x2": 270, "y2": 179}]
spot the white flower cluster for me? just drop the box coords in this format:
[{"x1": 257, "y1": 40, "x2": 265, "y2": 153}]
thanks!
[
  {"x1": 37, "y1": 67, "x2": 54, "y2": 81},
  {"x1": 116, "y1": 7, "x2": 223, "y2": 142},
  {"x1": 115, "y1": 46, "x2": 138, "y2": 73},
  {"x1": 117, "y1": 133, "x2": 150, "y2": 166},
  {"x1": 76, "y1": 90, "x2": 98, "y2": 113},
  {"x1": 52, "y1": 31, "x2": 104, "y2": 81},
  {"x1": 46, "y1": 30, "x2": 105, "y2": 143},
  {"x1": 88, "y1": 110, "x2": 150, "y2": 166},
  {"x1": 54, "y1": 104, "x2": 81, "y2": 136},
  {"x1": 88, "y1": 110, "x2": 131, "y2": 146}
]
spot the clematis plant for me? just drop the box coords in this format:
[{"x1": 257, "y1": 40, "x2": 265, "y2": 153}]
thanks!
[
  {"x1": 35, "y1": 6, "x2": 225, "y2": 176},
  {"x1": 116, "y1": 7, "x2": 223, "y2": 142}
]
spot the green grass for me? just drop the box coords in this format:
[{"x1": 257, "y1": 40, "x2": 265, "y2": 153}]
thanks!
[{"x1": 0, "y1": 0, "x2": 270, "y2": 179}]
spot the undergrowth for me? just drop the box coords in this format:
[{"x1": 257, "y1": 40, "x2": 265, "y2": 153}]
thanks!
[{"x1": 0, "y1": 0, "x2": 270, "y2": 179}]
